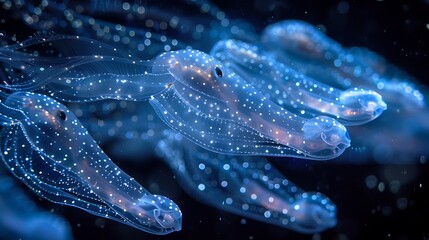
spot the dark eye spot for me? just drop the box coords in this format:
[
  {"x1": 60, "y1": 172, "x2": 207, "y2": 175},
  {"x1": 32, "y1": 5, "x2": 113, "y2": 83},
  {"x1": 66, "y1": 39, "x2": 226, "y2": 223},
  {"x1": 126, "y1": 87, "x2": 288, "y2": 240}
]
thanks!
[
  {"x1": 56, "y1": 110, "x2": 67, "y2": 121},
  {"x1": 215, "y1": 66, "x2": 223, "y2": 77}
]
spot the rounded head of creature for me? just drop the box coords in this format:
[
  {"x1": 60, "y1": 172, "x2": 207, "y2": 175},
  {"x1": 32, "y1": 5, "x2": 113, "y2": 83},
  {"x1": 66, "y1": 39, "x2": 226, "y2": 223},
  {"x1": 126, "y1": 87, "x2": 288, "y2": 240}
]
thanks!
[
  {"x1": 301, "y1": 116, "x2": 351, "y2": 159},
  {"x1": 3, "y1": 92, "x2": 83, "y2": 162},
  {"x1": 5, "y1": 91, "x2": 72, "y2": 130},
  {"x1": 135, "y1": 194, "x2": 182, "y2": 234},
  {"x1": 289, "y1": 192, "x2": 337, "y2": 234},
  {"x1": 339, "y1": 88, "x2": 387, "y2": 124}
]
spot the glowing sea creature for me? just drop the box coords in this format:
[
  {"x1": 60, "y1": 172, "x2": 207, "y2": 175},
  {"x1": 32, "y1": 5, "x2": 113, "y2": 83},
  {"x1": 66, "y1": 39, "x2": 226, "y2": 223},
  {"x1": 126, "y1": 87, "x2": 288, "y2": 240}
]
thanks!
[
  {"x1": 157, "y1": 129, "x2": 337, "y2": 233},
  {"x1": 66, "y1": 100, "x2": 337, "y2": 233},
  {"x1": 211, "y1": 39, "x2": 387, "y2": 125},
  {"x1": 260, "y1": 20, "x2": 429, "y2": 162},
  {"x1": 150, "y1": 49, "x2": 351, "y2": 159},
  {"x1": 0, "y1": 91, "x2": 182, "y2": 235},
  {"x1": 261, "y1": 20, "x2": 424, "y2": 110}
]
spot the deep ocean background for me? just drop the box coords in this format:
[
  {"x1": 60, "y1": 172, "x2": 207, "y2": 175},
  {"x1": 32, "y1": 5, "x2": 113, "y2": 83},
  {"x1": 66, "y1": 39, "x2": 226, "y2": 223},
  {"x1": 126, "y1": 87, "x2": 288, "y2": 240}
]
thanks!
[{"x1": 1, "y1": 0, "x2": 429, "y2": 239}]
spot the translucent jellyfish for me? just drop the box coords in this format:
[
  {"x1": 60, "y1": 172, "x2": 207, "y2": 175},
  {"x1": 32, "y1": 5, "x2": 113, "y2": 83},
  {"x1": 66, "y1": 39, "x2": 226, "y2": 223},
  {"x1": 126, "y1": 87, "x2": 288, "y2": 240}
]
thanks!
[
  {"x1": 261, "y1": 20, "x2": 425, "y2": 110},
  {"x1": 0, "y1": 91, "x2": 182, "y2": 235},
  {"x1": 211, "y1": 39, "x2": 387, "y2": 125},
  {"x1": 261, "y1": 20, "x2": 429, "y2": 162},
  {"x1": 150, "y1": 49, "x2": 351, "y2": 160},
  {"x1": 156, "y1": 129, "x2": 336, "y2": 233}
]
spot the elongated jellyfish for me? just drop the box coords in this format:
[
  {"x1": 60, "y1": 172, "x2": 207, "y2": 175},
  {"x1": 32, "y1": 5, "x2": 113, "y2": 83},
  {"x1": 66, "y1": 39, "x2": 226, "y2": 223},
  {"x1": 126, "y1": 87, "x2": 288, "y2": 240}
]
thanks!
[
  {"x1": 156, "y1": 129, "x2": 336, "y2": 233},
  {"x1": 0, "y1": 91, "x2": 182, "y2": 235},
  {"x1": 261, "y1": 20, "x2": 425, "y2": 110},
  {"x1": 150, "y1": 49, "x2": 351, "y2": 160},
  {"x1": 260, "y1": 20, "x2": 429, "y2": 162},
  {"x1": 211, "y1": 39, "x2": 387, "y2": 125}
]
